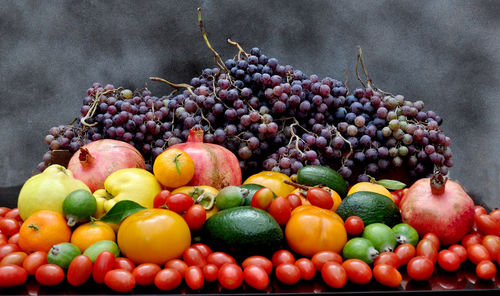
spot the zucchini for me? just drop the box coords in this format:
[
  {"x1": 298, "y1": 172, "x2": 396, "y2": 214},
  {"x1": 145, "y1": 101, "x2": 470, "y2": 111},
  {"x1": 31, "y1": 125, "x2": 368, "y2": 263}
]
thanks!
[{"x1": 297, "y1": 165, "x2": 348, "y2": 197}]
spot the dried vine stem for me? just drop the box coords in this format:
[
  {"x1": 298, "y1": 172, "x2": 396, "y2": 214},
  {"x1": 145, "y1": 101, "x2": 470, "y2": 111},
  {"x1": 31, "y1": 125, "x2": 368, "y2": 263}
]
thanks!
[
  {"x1": 198, "y1": 7, "x2": 228, "y2": 73},
  {"x1": 355, "y1": 46, "x2": 393, "y2": 97},
  {"x1": 149, "y1": 77, "x2": 195, "y2": 96},
  {"x1": 227, "y1": 39, "x2": 249, "y2": 60}
]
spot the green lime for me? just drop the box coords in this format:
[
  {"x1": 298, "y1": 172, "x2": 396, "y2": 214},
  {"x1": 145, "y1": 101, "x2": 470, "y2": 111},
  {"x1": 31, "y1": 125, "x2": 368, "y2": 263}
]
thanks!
[
  {"x1": 342, "y1": 237, "x2": 379, "y2": 264},
  {"x1": 362, "y1": 223, "x2": 397, "y2": 252},
  {"x1": 392, "y1": 223, "x2": 419, "y2": 246},
  {"x1": 83, "y1": 240, "x2": 120, "y2": 262},
  {"x1": 215, "y1": 186, "x2": 248, "y2": 210},
  {"x1": 47, "y1": 242, "x2": 81, "y2": 269},
  {"x1": 62, "y1": 189, "x2": 97, "y2": 227}
]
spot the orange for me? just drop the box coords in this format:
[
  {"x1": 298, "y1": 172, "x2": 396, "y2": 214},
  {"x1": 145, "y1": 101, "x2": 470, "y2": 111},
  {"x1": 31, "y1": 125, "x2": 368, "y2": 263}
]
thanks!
[
  {"x1": 18, "y1": 210, "x2": 72, "y2": 253},
  {"x1": 153, "y1": 148, "x2": 195, "y2": 188},
  {"x1": 347, "y1": 182, "x2": 394, "y2": 201},
  {"x1": 70, "y1": 221, "x2": 116, "y2": 252}
]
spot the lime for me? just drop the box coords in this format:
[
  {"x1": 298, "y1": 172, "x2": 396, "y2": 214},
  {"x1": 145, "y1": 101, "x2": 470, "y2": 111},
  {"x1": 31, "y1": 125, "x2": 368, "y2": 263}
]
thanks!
[
  {"x1": 362, "y1": 223, "x2": 397, "y2": 252},
  {"x1": 62, "y1": 189, "x2": 97, "y2": 227},
  {"x1": 392, "y1": 223, "x2": 419, "y2": 246},
  {"x1": 215, "y1": 186, "x2": 248, "y2": 210},
  {"x1": 83, "y1": 240, "x2": 120, "y2": 262},
  {"x1": 47, "y1": 242, "x2": 81, "y2": 269},
  {"x1": 342, "y1": 237, "x2": 379, "y2": 264}
]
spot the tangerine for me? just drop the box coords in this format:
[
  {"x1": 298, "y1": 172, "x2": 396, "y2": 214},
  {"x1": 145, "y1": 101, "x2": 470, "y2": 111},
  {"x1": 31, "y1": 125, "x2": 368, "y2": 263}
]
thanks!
[
  {"x1": 153, "y1": 148, "x2": 195, "y2": 188},
  {"x1": 70, "y1": 221, "x2": 116, "y2": 252},
  {"x1": 18, "y1": 210, "x2": 71, "y2": 253}
]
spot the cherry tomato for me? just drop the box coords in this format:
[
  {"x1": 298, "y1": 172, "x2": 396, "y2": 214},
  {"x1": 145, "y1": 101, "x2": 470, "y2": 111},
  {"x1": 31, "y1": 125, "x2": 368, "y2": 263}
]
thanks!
[
  {"x1": 416, "y1": 239, "x2": 438, "y2": 263},
  {"x1": 344, "y1": 216, "x2": 364, "y2": 236},
  {"x1": 321, "y1": 261, "x2": 347, "y2": 288},
  {"x1": 23, "y1": 251, "x2": 48, "y2": 275},
  {"x1": 133, "y1": 263, "x2": 161, "y2": 286},
  {"x1": 242, "y1": 255, "x2": 273, "y2": 274},
  {"x1": 311, "y1": 250, "x2": 343, "y2": 271},
  {"x1": 307, "y1": 188, "x2": 333, "y2": 209},
  {"x1": 218, "y1": 263, "x2": 243, "y2": 290},
  {"x1": 153, "y1": 190, "x2": 171, "y2": 208},
  {"x1": 422, "y1": 233, "x2": 440, "y2": 250},
  {"x1": 154, "y1": 268, "x2": 182, "y2": 290},
  {"x1": 286, "y1": 193, "x2": 302, "y2": 210},
  {"x1": 114, "y1": 257, "x2": 135, "y2": 272},
  {"x1": 0, "y1": 264, "x2": 27, "y2": 288},
  {"x1": 5, "y1": 209, "x2": 21, "y2": 221},
  {"x1": 93, "y1": 251, "x2": 115, "y2": 284},
  {"x1": 272, "y1": 249, "x2": 295, "y2": 266},
  {"x1": 437, "y1": 250, "x2": 461, "y2": 272},
  {"x1": 202, "y1": 264, "x2": 219, "y2": 282},
  {"x1": 251, "y1": 187, "x2": 274, "y2": 210},
  {"x1": 191, "y1": 243, "x2": 212, "y2": 258},
  {"x1": 184, "y1": 205, "x2": 206, "y2": 231},
  {"x1": 448, "y1": 244, "x2": 468, "y2": 263},
  {"x1": 342, "y1": 259, "x2": 372, "y2": 284},
  {"x1": 0, "y1": 243, "x2": 20, "y2": 260},
  {"x1": 183, "y1": 247, "x2": 207, "y2": 267},
  {"x1": 489, "y1": 209, "x2": 500, "y2": 222},
  {"x1": 268, "y1": 196, "x2": 292, "y2": 226},
  {"x1": 374, "y1": 252, "x2": 400, "y2": 268},
  {"x1": 295, "y1": 258, "x2": 315, "y2": 280},
  {"x1": 0, "y1": 234, "x2": 7, "y2": 246},
  {"x1": 390, "y1": 192, "x2": 401, "y2": 206},
  {"x1": 475, "y1": 215, "x2": 500, "y2": 236},
  {"x1": 373, "y1": 264, "x2": 402, "y2": 287},
  {"x1": 104, "y1": 269, "x2": 136, "y2": 292},
  {"x1": 206, "y1": 252, "x2": 235, "y2": 268},
  {"x1": 275, "y1": 263, "x2": 301, "y2": 285},
  {"x1": 476, "y1": 260, "x2": 496, "y2": 280},
  {"x1": 244, "y1": 265, "x2": 269, "y2": 290},
  {"x1": 8, "y1": 233, "x2": 19, "y2": 245},
  {"x1": 0, "y1": 218, "x2": 20, "y2": 237},
  {"x1": 475, "y1": 205, "x2": 487, "y2": 217},
  {"x1": 0, "y1": 207, "x2": 10, "y2": 217},
  {"x1": 35, "y1": 264, "x2": 65, "y2": 286},
  {"x1": 165, "y1": 259, "x2": 188, "y2": 277},
  {"x1": 467, "y1": 243, "x2": 490, "y2": 264},
  {"x1": 407, "y1": 256, "x2": 434, "y2": 281},
  {"x1": 67, "y1": 255, "x2": 92, "y2": 287},
  {"x1": 0, "y1": 251, "x2": 27, "y2": 266},
  {"x1": 482, "y1": 235, "x2": 500, "y2": 261},
  {"x1": 394, "y1": 243, "x2": 416, "y2": 266},
  {"x1": 166, "y1": 193, "x2": 194, "y2": 213},
  {"x1": 185, "y1": 266, "x2": 204, "y2": 290}
]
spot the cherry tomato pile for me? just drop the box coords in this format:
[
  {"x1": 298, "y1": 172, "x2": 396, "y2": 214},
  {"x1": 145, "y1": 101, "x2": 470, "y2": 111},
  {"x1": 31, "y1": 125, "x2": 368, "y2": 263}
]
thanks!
[{"x1": 153, "y1": 190, "x2": 207, "y2": 231}]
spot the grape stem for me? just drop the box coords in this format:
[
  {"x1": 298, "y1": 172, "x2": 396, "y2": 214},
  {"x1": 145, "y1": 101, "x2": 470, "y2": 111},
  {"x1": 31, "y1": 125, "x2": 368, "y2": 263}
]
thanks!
[
  {"x1": 283, "y1": 180, "x2": 310, "y2": 191},
  {"x1": 227, "y1": 39, "x2": 249, "y2": 60},
  {"x1": 80, "y1": 89, "x2": 114, "y2": 127},
  {"x1": 355, "y1": 46, "x2": 394, "y2": 97},
  {"x1": 198, "y1": 7, "x2": 228, "y2": 73},
  {"x1": 149, "y1": 77, "x2": 195, "y2": 96}
]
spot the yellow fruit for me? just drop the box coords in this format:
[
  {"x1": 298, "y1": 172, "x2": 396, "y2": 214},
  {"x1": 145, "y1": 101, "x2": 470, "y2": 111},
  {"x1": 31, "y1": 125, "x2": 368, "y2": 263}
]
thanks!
[
  {"x1": 243, "y1": 171, "x2": 296, "y2": 197},
  {"x1": 347, "y1": 182, "x2": 394, "y2": 201},
  {"x1": 153, "y1": 148, "x2": 195, "y2": 188},
  {"x1": 70, "y1": 221, "x2": 116, "y2": 252}
]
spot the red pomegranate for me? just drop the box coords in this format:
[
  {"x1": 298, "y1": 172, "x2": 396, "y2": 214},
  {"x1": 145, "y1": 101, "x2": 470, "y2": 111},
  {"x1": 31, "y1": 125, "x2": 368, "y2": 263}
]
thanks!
[
  {"x1": 400, "y1": 173, "x2": 475, "y2": 246},
  {"x1": 168, "y1": 127, "x2": 242, "y2": 189},
  {"x1": 67, "y1": 139, "x2": 145, "y2": 192}
]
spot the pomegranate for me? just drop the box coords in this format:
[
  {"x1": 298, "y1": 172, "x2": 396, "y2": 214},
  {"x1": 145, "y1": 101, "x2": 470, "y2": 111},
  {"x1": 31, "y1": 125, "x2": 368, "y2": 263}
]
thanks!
[
  {"x1": 168, "y1": 127, "x2": 241, "y2": 189},
  {"x1": 67, "y1": 139, "x2": 145, "y2": 192},
  {"x1": 400, "y1": 174, "x2": 475, "y2": 246}
]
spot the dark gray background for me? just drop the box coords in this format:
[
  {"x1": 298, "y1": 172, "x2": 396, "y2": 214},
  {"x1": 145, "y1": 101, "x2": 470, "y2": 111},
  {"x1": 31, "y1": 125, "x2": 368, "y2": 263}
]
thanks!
[{"x1": 1, "y1": 0, "x2": 499, "y2": 207}]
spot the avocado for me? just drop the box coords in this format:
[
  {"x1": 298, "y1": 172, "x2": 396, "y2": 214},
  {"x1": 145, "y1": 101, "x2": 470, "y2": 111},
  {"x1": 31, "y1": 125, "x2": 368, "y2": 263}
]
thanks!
[
  {"x1": 239, "y1": 184, "x2": 277, "y2": 206},
  {"x1": 297, "y1": 165, "x2": 348, "y2": 197}
]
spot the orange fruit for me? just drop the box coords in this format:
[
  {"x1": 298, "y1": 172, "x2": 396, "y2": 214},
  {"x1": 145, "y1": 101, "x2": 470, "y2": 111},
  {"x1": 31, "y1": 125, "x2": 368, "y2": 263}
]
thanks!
[
  {"x1": 153, "y1": 148, "x2": 195, "y2": 188},
  {"x1": 18, "y1": 210, "x2": 72, "y2": 253},
  {"x1": 347, "y1": 182, "x2": 394, "y2": 201},
  {"x1": 70, "y1": 221, "x2": 116, "y2": 252}
]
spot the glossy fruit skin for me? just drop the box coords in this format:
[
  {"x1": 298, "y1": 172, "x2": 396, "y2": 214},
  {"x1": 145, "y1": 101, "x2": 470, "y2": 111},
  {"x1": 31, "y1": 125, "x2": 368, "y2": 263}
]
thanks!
[
  {"x1": 0, "y1": 264, "x2": 27, "y2": 288},
  {"x1": 242, "y1": 256, "x2": 273, "y2": 274},
  {"x1": 307, "y1": 188, "x2": 334, "y2": 209},
  {"x1": 0, "y1": 243, "x2": 20, "y2": 260},
  {"x1": 416, "y1": 239, "x2": 438, "y2": 263},
  {"x1": 206, "y1": 252, "x2": 236, "y2": 268},
  {"x1": 184, "y1": 205, "x2": 206, "y2": 231},
  {"x1": 23, "y1": 251, "x2": 48, "y2": 275},
  {"x1": 0, "y1": 218, "x2": 20, "y2": 237},
  {"x1": 47, "y1": 242, "x2": 81, "y2": 269},
  {"x1": 321, "y1": 261, "x2": 347, "y2": 288},
  {"x1": 286, "y1": 193, "x2": 302, "y2": 210},
  {"x1": 373, "y1": 264, "x2": 402, "y2": 287},
  {"x1": 8, "y1": 233, "x2": 19, "y2": 245},
  {"x1": 165, "y1": 259, "x2": 188, "y2": 276},
  {"x1": 342, "y1": 237, "x2": 379, "y2": 264},
  {"x1": 114, "y1": 257, "x2": 135, "y2": 272},
  {"x1": 0, "y1": 251, "x2": 27, "y2": 266},
  {"x1": 476, "y1": 260, "x2": 496, "y2": 280},
  {"x1": 93, "y1": 251, "x2": 115, "y2": 284},
  {"x1": 117, "y1": 208, "x2": 191, "y2": 265},
  {"x1": 467, "y1": 243, "x2": 490, "y2": 265},
  {"x1": 171, "y1": 186, "x2": 219, "y2": 219},
  {"x1": 272, "y1": 250, "x2": 295, "y2": 266},
  {"x1": 476, "y1": 214, "x2": 500, "y2": 236},
  {"x1": 153, "y1": 148, "x2": 195, "y2": 189},
  {"x1": 243, "y1": 171, "x2": 295, "y2": 198},
  {"x1": 18, "y1": 210, "x2": 72, "y2": 253},
  {"x1": 344, "y1": 216, "x2": 364, "y2": 236},
  {"x1": 461, "y1": 233, "x2": 483, "y2": 248},
  {"x1": 203, "y1": 264, "x2": 219, "y2": 282},
  {"x1": 218, "y1": 263, "x2": 243, "y2": 290},
  {"x1": 392, "y1": 223, "x2": 419, "y2": 246},
  {"x1": 482, "y1": 235, "x2": 500, "y2": 261},
  {"x1": 104, "y1": 269, "x2": 136, "y2": 292},
  {"x1": 291, "y1": 188, "x2": 342, "y2": 212},
  {"x1": 422, "y1": 233, "x2": 440, "y2": 250},
  {"x1": 268, "y1": 197, "x2": 292, "y2": 226},
  {"x1": 133, "y1": 263, "x2": 161, "y2": 286},
  {"x1": 191, "y1": 243, "x2": 212, "y2": 258},
  {"x1": 295, "y1": 258, "x2": 316, "y2": 280},
  {"x1": 244, "y1": 265, "x2": 269, "y2": 290},
  {"x1": 183, "y1": 247, "x2": 207, "y2": 268},
  {"x1": 407, "y1": 256, "x2": 434, "y2": 281},
  {"x1": 36, "y1": 264, "x2": 65, "y2": 286},
  {"x1": 164, "y1": 193, "x2": 194, "y2": 213},
  {"x1": 342, "y1": 259, "x2": 372, "y2": 284},
  {"x1": 311, "y1": 251, "x2": 343, "y2": 271},
  {"x1": 394, "y1": 243, "x2": 416, "y2": 266},
  {"x1": 83, "y1": 240, "x2": 119, "y2": 262},
  {"x1": 275, "y1": 263, "x2": 301, "y2": 285},
  {"x1": 155, "y1": 268, "x2": 182, "y2": 291},
  {"x1": 251, "y1": 188, "x2": 274, "y2": 210},
  {"x1": 362, "y1": 223, "x2": 397, "y2": 252},
  {"x1": 348, "y1": 182, "x2": 394, "y2": 201},
  {"x1": 448, "y1": 244, "x2": 467, "y2": 263},
  {"x1": 67, "y1": 255, "x2": 93, "y2": 286},
  {"x1": 437, "y1": 250, "x2": 461, "y2": 272},
  {"x1": 185, "y1": 266, "x2": 204, "y2": 290},
  {"x1": 153, "y1": 190, "x2": 171, "y2": 208},
  {"x1": 374, "y1": 252, "x2": 400, "y2": 268}
]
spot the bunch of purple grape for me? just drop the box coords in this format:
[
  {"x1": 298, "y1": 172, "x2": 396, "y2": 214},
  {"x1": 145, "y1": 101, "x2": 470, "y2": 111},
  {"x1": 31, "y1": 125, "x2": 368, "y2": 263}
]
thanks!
[{"x1": 39, "y1": 46, "x2": 453, "y2": 184}]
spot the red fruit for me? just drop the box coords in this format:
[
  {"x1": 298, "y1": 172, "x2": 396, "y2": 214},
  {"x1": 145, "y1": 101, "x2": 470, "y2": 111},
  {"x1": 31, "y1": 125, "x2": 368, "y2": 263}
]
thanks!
[
  {"x1": 164, "y1": 259, "x2": 187, "y2": 277},
  {"x1": 272, "y1": 250, "x2": 295, "y2": 266},
  {"x1": 242, "y1": 256, "x2": 273, "y2": 275},
  {"x1": 475, "y1": 214, "x2": 500, "y2": 236},
  {"x1": 374, "y1": 252, "x2": 400, "y2": 268},
  {"x1": 251, "y1": 188, "x2": 274, "y2": 210},
  {"x1": 275, "y1": 263, "x2": 301, "y2": 285},
  {"x1": 306, "y1": 188, "x2": 333, "y2": 209},
  {"x1": 153, "y1": 190, "x2": 171, "y2": 208},
  {"x1": 407, "y1": 256, "x2": 434, "y2": 281},
  {"x1": 482, "y1": 235, "x2": 500, "y2": 261},
  {"x1": 344, "y1": 216, "x2": 364, "y2": 236},
  {"x1": 474, "y1": 205, "x2": 487, "y2": 217},
  {"x1": 206, "y1": 252, "x2": 235, "y2": 268},
  {"x1": 437, "y1": 250, "x2": 461, "y2": 272},
  {"x1": 295, "y1": 258, "x2": 316, "y2": 280},
  {"x1": 373, "y1": 264, "x2": 402, "y2": 287},
  {"x1": 202, "y1": 264, "x2": 218, "y2": 282},
  {"x1": 311, "y1": 251, "x2": 343, "y2": 271},
  {"x1": 243, "y1": 265, "x2": 269, "y2": 290},
  {"x1": 461, "y1": 233, "x2": 483, "y2": 248},
  {"x1": 165, "y1": 193, "x2": 194, "y2": 213},
  {"x1": 394, "y1": 243, "x2": 416, "y2": 266},
  {"x1": 154, "y1": 268, "x2": 182, "y2": 291},
  {"x1": 218, "y1": 263, "x2": 243, "y2": 290},
  {"x1": 35, "y1": 264, "x2": 65, "y2": 286},
  {"x1": 321, "y1": 261, "x2": 347, "y2": 288},
  {"x1": 268, "y1": 197, "x2": 291, "y2": 226},
  {"x1": 184, "y1": 266, "x2": 204, "y2": 290},
  {"x1": 0, "y1": 264, "x2": 27, "y2": 288},
  {"x1": 476, "y1": 260, "x2": 496, "y2": 280},
  {"x1": 184, "y1": 205, "x2": 206, "y2": 231},
  {"x1": 286, "y1": 193, "x2": 302, "y2": 210},
  {"x1": 104, "y1": 269, "x2": 136, "y2": 293},
  {"x1": 467, "y1": 244, "x2": 490, "y2": 265},
  {"x1": 67, "y1": 255, "x2": 93, "y2": 287},
  {"x1": 448, "y1": 244, "x2": 468, "y2": 263},
  {"x1": 133, "y1": 263, "x2": 161, "y2": 286},
  {"x1": 182, "y1": 247, "x2": 206, "y2": 267},
  {"x1": 342, "y1": 259, "x2": 372, "y2": 285}
]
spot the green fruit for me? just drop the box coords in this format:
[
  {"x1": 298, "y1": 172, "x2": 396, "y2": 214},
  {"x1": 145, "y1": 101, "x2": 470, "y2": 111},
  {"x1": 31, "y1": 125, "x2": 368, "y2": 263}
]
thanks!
[
  {"x1": 62, "y1": 189, "x2": 97, "y2": 227},
  {"x1": 47, "y1": 242, "x2": 81, "y2": 269},
  {"x1": 336, "y1": 191, "x2": 401, "y2": 227},
  {"x1": 392, "y1": 223, "x2": 419, "y2": 246},
  {"x1": 342, "y1": 237, "x2": 379, "y2": 264},
  {"x1": 215, "y1": 186, "x2": 248, "y2": 210},
  {"x1": 297, "y1": 165, "x2": 348, "y2": 198},
  {"x1": 83, "y1": 240, "x2": 120, "y2": 262},
  {"x1": 202, "y1": 206, "x2": 283, "y2": 258},
  {"x1": 239, "y1": 184, "x2": 276, "y2": 206},
  {"x1": 362, "y1": 223, "x2": 397, "y2": 252}
]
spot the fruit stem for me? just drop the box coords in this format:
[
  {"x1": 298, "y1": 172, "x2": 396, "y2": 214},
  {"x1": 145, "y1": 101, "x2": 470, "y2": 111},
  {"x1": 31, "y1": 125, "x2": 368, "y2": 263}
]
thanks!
[
  {"x1": 283, "y1": 180, "x2": 309, "y2": 191},
  {"x1": 430, "y1": 172, "x2": 447, "y2": 195},
  {"x1": 149, "y1": 77, "x2": 195, "y2": 96},
  {"x1": 173, "y1": 153, "x2": 183, "y2": 175},
  {"x1": 197, "y1": 7, "x2": 228, "y2": 73},
  {"x1": 78, "y1": 148, "x2": 94, "y2": 167},
  {"x1": 227, "y1": 39, "x2": 249, "y2": 60},
  {"x1": 28, "y1": 224, "x2": 39, "y2": 231},
  {"x1": 187, "y1": 126, "x2": 205, "y2": 143}
]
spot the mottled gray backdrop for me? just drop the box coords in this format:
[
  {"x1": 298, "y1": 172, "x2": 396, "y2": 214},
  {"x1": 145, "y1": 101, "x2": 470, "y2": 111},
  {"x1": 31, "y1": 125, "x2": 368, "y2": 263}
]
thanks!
[{"x1": 1, "y1": 0, "x2": 499, "y2": 207}]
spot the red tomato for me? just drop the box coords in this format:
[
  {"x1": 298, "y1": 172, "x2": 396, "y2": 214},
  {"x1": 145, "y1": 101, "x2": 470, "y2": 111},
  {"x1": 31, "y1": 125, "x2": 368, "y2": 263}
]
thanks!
[
  {"x1": 191, "y1": 243, "x2": 212, "y2": 258},
  {"x1": 185, "y1": 266, "x2": 204, "y2": 290},
  {"x1": 184, "y1": 205, "x2": 206, "y2": 231},
  {"x1": 202, "y1": 264, "x2": 219, "y2": 282},
  {"x1": 467, "y1": 244, "x2": 490, "y2": 265},
  {"x1": 165, "y1": 259, "x2": 188, "y2": 277},
  {"x1": 104, "y1": 269, "x2": 136, "y2": 292},
  {"x1": 295, "y1": 258, "x2": 315, "y2": 280},
  {"x1": 7, "y1": 233, "x2": 19, "y2": 245},
  {"x1": 422, "y1": 233, "x2": 440, "y2": 250},
  {"x1": 342, "y1": 259, "x2": 372, "y2": 285},
  {"x1": 275, "y1": 263, "x2": 301, "y2": 285},
  {"x1": 268, "y1": 197, "x2": 292, "y2": 226},
  {"x1": 307, "y1": 188, "x2": 333, "y2": 209},
  {"x1": 407, "y1": 256, "x2": 434, "y2": 281},
  {"x1": 475, "y1": 215, "x2": 500, "y2": 236},
  {"x1": 321, "y1": 261, "x2": 347, "y2": 288},
  {"x1": 476, "y1": 260, "x2": 496, "y2": 280},
  {"x1": 166, "y1": 193, "x2": 194, "y2": 213},
  {"x1": 448, "y1": 244, "x2": 468, "y2": 263},
  {"x1": 133, "y1": 263, "x2": 161, "y2": 286},
  {"x1": 244, "y1": 265, "x2": 269, "y2": 290},
  {"x1": 23, "y1": 251, "x2": 47, "y2": 275},
  {"x1": 374, "y1": 252, "x2": 400, "y2": 268},
  {"x1": 114, "y1": 257, "x2": 135, "y2": 272},
  {"x1": 242, "y1": 255, "x2": 273, "y2": 274},
  {"x1": 437, "y1": 250, "x2": 461, "y2": 272},
  {"x1": 344, "y1": 216, "x2": 364, "y2": 236},
  {"x1": 394, "y1": 243, "x2": 416, "y2": 266},
  {"x1": 183, "y1": 247, "x2": 207, "y2": 267},
  {"x1": 0, "y1": 243, "x2": 20, "y2": 260},
  {"x1": 153, "y1": 190, "x2": 171, "y2": 208},
  {"x1": 416, "y1": 239, "x2": 438, "y2": 263},
  {"x1": 390, "y1": 192, "x2": 401, "y2": 206},
  {"x1": 286, "y1": 193, "x2": 302, "y2": 210},
  {"x1": 311, "y1": 250, "x2": 343, "y2": 271},
  {"x1": 272, "y1": 249, "x2": 295, "y2": 266},
  {"x1": 251, "y1": 188, "x2": 274, "y2": 210},
  {"x1": 0, "y1": 218, "x2": 20, "y2": 237},
  {"x1": 5, "y1": 209, "x2": 21, "y2": 221},
  {"x1": 0, "y1": 207, "x2": 10, "y2": 217},
  {"x1": 206, "y1": 252, "x2": 235, "y2": 268},
  {"x1": 474, "y1": 205, "x2": 487, "y2": 217},
  {"x1": 0, "y1": 264, "x2": 27, "y2": 288},
  {"x1": 373, "y1": 264, "x2": 402, "y2": 287},
  {"x1": 67, "y1": 255, "x2": 93, "y2": 287},
  {"x1": 482, "y1": 235, "x2": 500, "y2": 261},
  {"x1": 154, "y1": 268, "x2": 182, "y2": 291},
  {"x1": 35, "y1": 264, "x2": 65, "y2": 286},
  {"x1": 0, "y1": 234, "x2": 7, "y2": 246},
  {"x1": 93, "y1": 251, "x2": 115, "y2": 284},
  {"x1": 489, "y1": 209, "x2": 500, "y2": 222},
  {"x1": 0, "y1": 251, "x2": 27, "y2": 266},
  {"x1": 218, "y1": 263, "x2": 243, "y2": 290}
]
